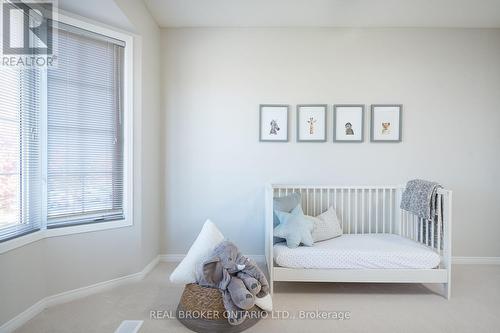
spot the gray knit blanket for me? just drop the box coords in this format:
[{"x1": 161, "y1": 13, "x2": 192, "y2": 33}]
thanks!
[{"x1": 400, "y1": 179, "x2": 442, "y2": 220}]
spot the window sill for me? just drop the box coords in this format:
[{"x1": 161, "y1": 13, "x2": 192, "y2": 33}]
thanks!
[{"x1": 0, "y1": 218, "x2": 133, "y2": 254}]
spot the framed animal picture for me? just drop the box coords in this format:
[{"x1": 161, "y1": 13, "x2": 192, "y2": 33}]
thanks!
[
  {"x1": 333, "y1": 105, "x2": 364, "y2": 142},
  {"x1": 371, "y1": 105, "x2": 402, "y2": 142},
  {"x1": 296, "y1": 105, "x2": 327, "y2": 142},
  {"x1": 259, "y1": 104, "x2": 289, "y2": 142}
]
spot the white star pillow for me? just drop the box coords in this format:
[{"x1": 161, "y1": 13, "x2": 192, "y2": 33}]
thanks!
[{"x1": 274, "y1": 204, "x2": 314, "y2": 248}]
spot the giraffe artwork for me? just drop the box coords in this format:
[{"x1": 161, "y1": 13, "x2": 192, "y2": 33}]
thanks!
[
  {"x1": 297, "y1": 105, "x2": 326, "y2": 141},
  {"x1": 307, "y1": 117, "x2": 317, "y2": 135}
]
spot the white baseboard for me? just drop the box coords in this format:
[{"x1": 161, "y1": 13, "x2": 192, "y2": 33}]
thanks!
[
  {"x1": 452, "y1": 256, "x2": 500, "y2": 265},
  {"x1": 0, "y1": 256, "x2": 160, "y2": 333},
  {"x1": 160, "y1": 254, "x2": 266, "y2": 264}
]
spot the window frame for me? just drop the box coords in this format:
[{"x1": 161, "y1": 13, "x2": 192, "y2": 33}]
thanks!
[{"x1": 0, "y1": 11, "x2": 134, "y2": 254}]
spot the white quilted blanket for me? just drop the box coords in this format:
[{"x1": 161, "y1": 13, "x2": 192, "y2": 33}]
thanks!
[{"x1": 273, "y1": 234, "x2": 440, "y2": 269}]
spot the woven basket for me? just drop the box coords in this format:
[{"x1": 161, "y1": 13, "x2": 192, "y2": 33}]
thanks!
[{"x1": 176, "y1": 283, "x2": 263, "y2": 333}]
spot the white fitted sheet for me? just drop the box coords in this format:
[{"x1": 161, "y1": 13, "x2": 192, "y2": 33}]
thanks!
[{"x1": 273, "y1": 234, "x2": 441, "y2": 269}]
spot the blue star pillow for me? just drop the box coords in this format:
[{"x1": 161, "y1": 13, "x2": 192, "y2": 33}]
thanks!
[{"x1": 274, "y1": 204, "x2": 314, "y2": 248}]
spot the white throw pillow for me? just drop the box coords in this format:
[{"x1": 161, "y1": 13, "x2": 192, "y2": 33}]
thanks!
[
  {"x1": 169, "y1": 219, "x2": 225, "y2": 284},
  {"x1": 309, "y1": 206, "x2": 343, "y2": 242},
  {"x1": 255, "y1": 294, "x2": 273, "y2": 311}
]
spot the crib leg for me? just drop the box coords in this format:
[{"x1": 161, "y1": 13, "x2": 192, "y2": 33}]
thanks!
[{"x1": 443, "y1": 282, "x2": 451, "y2": 299}]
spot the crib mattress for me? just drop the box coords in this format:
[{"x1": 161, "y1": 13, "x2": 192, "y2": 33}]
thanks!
[{"x1": 273, "y1": 234, "x2": 441, "y2": 269}]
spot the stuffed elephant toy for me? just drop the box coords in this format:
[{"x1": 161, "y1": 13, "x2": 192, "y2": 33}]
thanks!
[{"x1": 196, "y1": 241, "x2": 269, "y2": 325}]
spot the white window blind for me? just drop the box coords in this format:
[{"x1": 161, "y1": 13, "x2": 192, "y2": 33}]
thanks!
[
  {"x1": 0, "y1": 51, "x2": 42, "y2": 240},
  {"x1": 0, "y1": 6, "x2": 42, "y2": 242},
  {"x1": 46, "y1": 23, "x2": 125, "y2": 228}
]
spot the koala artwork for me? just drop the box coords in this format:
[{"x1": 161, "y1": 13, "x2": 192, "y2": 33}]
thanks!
[{"x1": 381, "y1": 122, "x2": 391, "y2": 135}]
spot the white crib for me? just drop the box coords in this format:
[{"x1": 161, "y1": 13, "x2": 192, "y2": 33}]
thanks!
[{"x1": 265, "y1": 184, "x2": 453, "y2": 298}]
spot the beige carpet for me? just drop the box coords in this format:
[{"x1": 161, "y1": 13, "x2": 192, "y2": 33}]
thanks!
[{"x1": 15, "y1": 263, "x2": 500, "y2": 333}]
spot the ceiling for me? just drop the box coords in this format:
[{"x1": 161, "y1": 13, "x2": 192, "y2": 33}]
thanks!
[
  {"x1": 143, "y1": 0, "x2": 500, "y2": 28},
  {"x1": 59, "y1": 0, "x2": 134, "y2": 31}
]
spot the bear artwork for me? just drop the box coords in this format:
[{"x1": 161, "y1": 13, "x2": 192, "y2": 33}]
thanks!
[
  {"x1": 345, "y1": 122, "x2": 354, "y2": 135},
  {"x1": 381, "y1": 122, "x2": 391, "y2": 135},
  {"x1": 269, "y1": 119, "x2": 280, "y2": 135}
]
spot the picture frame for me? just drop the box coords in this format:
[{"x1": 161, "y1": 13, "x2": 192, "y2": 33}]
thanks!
[
  {"x1": 370, "y1": 105, "x2": 403, "y2": 142},
  {"x1": 333, "y1": 104, "x2": 364, "y2": 142},
  {"x1": 296, "y1": 104, "x2": 327, "y2": 142},
  {"x1": 259, "y1": 104, "x2": 289, "y2": 142}
]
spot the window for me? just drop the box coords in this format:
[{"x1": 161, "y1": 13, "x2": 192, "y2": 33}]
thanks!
[
  {"x1": 0, "y1": 8, "x2": 42, "y2": 241},
  {"x1": 0, "y1": 67, "x2": 42, "y2": 241},
  {"x1": 46, "y1": 23, "x2": 125, "y2": 228},
  {"x1": 0, "y1": 13, "x2": 133, "y2": 247}
]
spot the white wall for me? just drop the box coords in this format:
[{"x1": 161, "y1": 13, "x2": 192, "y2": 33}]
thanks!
[
  {"x1": 115, "y1": 0, "x2": 162, "y2": 270},
  {"x1": 161, "y1": 28, "x2": 500, "y2": 257},
  {"x1": 0, "y1": 0, "x2": 161, "y2": 326}
]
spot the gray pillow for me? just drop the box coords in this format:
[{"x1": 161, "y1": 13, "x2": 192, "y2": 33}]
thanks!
[
  {"x1": 273, "y1": 193, "x2": 301, "y2": 227},
  {"x1": 273, "y1": 193, "x2": 301, "y2": 243}
]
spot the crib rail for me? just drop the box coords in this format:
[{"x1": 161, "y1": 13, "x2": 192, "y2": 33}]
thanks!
[
  {"x1": 270, "y1": 186, "x2": 451, "y2": 254},
  {"x1": 269, "y1": 185, "x2": 452, "y2": 262},
  {"x1": 265, "y1": 184, "x2": 453, "y2": 298},
  {"x1": 272, "y1": 185, "x2": 401, "y2": 236}
]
